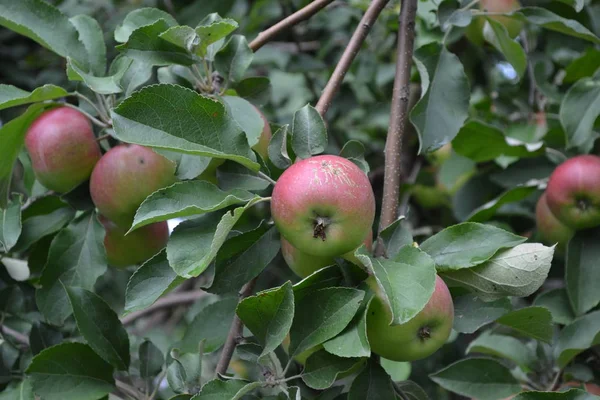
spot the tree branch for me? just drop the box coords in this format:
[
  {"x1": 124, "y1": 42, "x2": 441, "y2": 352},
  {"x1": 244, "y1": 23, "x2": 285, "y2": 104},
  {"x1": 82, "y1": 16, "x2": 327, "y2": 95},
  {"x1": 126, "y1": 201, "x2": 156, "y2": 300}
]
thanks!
[
  {"x1": 249, "y1": 0, "x2": 335, "y2": 52},
  {"x1": 120, "y1": 290, "x2": 206, "y2": 325},
  {"x1": 214, "y1": 278, "x2": 258, "y2": 376},
  {"x1": 314, "y1": 0, "x2": 390, "y2": 117},
  {"x1": 376, "y1": 0, "x2": 418, "y2": 254},
  {"x1": 1, "y1": 325, "x2": 29, "y2": 346}
]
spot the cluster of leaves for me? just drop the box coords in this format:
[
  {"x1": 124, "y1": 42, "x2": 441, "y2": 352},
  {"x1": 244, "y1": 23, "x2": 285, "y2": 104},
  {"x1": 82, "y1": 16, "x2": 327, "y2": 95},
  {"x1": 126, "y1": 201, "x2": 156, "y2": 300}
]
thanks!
[{"x1": 0, "y1": 0, "x2": 599, "y2": 399}]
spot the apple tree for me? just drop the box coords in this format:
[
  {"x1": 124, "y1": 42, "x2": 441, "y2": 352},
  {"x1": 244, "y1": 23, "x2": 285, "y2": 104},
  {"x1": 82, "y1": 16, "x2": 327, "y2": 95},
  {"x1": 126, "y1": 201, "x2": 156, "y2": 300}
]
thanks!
[{"x1": 0, "y1": 0, "x2": 599, "y2": 399}]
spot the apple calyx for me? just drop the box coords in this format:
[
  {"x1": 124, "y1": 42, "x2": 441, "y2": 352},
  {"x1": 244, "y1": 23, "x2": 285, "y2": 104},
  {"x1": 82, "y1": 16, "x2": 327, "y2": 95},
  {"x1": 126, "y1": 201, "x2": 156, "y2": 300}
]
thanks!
[
  {"x1": 418, "y1": 326, "x2": 432, "y2": 340},
  {"x1": 313, "y1": 216, "x2": 331, "y2": 241}
]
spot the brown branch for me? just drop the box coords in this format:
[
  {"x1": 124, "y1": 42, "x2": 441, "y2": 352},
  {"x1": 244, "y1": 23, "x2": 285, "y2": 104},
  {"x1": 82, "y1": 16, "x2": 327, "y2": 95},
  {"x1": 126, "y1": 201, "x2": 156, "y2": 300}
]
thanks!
[
  {"x1": 376, "y1": 0, "x2": 418, "y2": 254},
  {"x1": 214, "y1": 278, "x2": 258, "y2": 376},
  {"x1": 314, "y1": 0, "x2": 391, "y2": 117},
  {"x1": 249, "y1": 0, "x2": 335, "y2": 52},
  {"x1": 120, "y1": 290, "x2": 206, "y2": 325},
  {"x1": 1, "y1": 325, "x2": 29, "y2": 346}
]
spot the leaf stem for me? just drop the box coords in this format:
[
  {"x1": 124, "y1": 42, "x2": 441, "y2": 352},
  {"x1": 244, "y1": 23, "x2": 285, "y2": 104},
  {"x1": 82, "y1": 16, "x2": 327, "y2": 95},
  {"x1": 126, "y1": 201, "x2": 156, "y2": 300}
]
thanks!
[
  {"x1": 71, "y1": 92, "x2": 105, "y2": 118},
  {"x1": 116, "y1": 380, "x2": 143, "y2": 400},
  {"x1": 62, "y1": 103, "x2": 110, "y2": 128},
  {"x1": 314, "y1": 0, "x2": 390, "y2": 117},
  {"x1": 258, "y1": 171, "x2": 277, "y2": 186},
  {"x1": 0, "y1": 325, "x2": 29, "y2": 346},
  {"x1": 376, "y1": 0, "x2": 418, "y2": 255}
]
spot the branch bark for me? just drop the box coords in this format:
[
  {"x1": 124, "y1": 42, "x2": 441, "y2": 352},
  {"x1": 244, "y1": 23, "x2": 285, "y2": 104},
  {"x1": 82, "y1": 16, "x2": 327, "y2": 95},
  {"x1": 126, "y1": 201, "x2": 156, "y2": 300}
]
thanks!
[
  {"x1": 214, "y1": 278, "x2": 258, "y2": 376},
  {"x1": 249, "y1": 0, "x2": 335, "y2": 52},
  {"x1": 376, "y1": 0, "x2": 418, "y2": 254},
  {"x1": 314, "y1": 0, "x2": 391, "y2": 117},
  {"x1": 120, "y1": 290, "x2": 206, "y2": 325}
]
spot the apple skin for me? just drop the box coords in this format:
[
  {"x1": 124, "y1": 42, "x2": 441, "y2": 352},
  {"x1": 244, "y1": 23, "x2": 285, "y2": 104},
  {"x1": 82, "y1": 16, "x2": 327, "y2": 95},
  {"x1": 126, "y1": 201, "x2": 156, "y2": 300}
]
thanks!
[
  {"x1": 562, "y1": 382, "x2": 600, "y2": 395},
  {"x1": 99, "y1": 215, "x2": 169, "y2": 268},
  {"x1": 366, "y1": 275, "x2": 454, "y2": 362},
  {"x1": 25, "y1": 106, "x2": 102, "y2": 193},
  {"x1": 466, "y1": 0, "x2": 522, "y2": 45},
  {"x1": 271, "y1": 155, "x2": 375, "y2": 258},
  {"x1": 90, "y1": 144, "x2": 177, "y2": 228},
  {"x1": 545, "y1": 155, "x2": 600, "y2": 230},
  {"x1": 535, "y1": 193, "x2": 574, "y2": 248},
  {"x1": 281, "y1": 230, "x2": 373, "y2": 278}
]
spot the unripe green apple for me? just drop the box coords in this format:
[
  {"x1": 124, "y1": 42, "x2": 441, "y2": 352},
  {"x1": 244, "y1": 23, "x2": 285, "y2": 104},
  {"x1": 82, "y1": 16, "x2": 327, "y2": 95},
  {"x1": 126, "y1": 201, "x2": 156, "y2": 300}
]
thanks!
[
  {"x1": 366, "y1": 275, "x2": 454, "y2": 362},
  {"x1": 25, "y1": 106, "x2": 102, "y2": 193},
  {"x1": 271, "y1": 155, "x2": 375, "y2": 258},
  {"x1": 281, "y1": 230, "x2": 373, "y2": 278},
  {"x1": 90, "y1": 144, "x2": 177, "y2": 228},
  {"x1": 466, "y1": 0, "x2": 523, "y2": 45},
  {"x1": 535, "y1": 193, "x2": 574, "y2": 248},
  {"x1": 99, "y1": 215, "x2": 169, "y2": 268},
  {"x1": 545, "y1": 155, "x2": 600, "y2": 230}
]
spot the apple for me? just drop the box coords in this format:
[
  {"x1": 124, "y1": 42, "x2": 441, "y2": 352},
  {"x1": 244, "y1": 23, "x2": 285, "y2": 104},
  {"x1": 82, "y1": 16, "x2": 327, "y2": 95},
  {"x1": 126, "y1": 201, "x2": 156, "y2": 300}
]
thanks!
[
  {"x1": 25, "y1": 106, "x2": 102, "y2": 193},
  {"x1": 366, "y1": 275, "x2": 454, "y2": 362},
  {"x1": 281, "y1": 230, "x2": 373, "y2": 278},
  {"x1": 466, "y1": 0, "x2": 523, "y2": 45},
  {"x1": 562, "y1": 382, "x2": 600, "y2": 395},
  {"x1": 271, "y1": 155, "x2": 375, "y2": 258},
  {"x1": 545, "y1": 155, "x2": 600, "y2": 230},
  {"x1": 90, "y1": 144, "x2": 177, "y2": 228},
  {"x1": 535, "y1": 193, "x2": 574, "y2": 248},
  {"x1": 99, "y1": 215, "x2": 169, "y2": 268}
]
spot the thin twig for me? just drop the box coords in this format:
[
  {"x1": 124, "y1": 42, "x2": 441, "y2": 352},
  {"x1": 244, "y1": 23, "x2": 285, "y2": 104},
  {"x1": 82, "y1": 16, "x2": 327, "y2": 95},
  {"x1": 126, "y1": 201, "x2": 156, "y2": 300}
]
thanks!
[
  {"x1": 214, "y1": 278, "x2": 258, "y2": 376},
  {"x1": 96, "y1": 133, "x2": 112, "y2": 142},
  {"x1": 1, "y1": 325, "x2": 29, "y2": 346},
  {"x1": 62, "y1": 103, "x2": 109, "y2": 128},
  {"x1": 148, "y1": 368, "x2": 168, "y2": 400},
  {"x1": 314, "y1": 0, "x2": 391, "y2": 117},
  {"x1": 116, "y1": 380, "x2": 143, "y2": 400},
  {"x1": 376, "y1": 0, "x2": 418, "y2": 255},
  {"x1": 249, "y1": 0, "x2": 335, "y2": 52},
  {"x1": 258, "y1": 171, "x2": 277, "y2": 186},
  {"x1": 121, "y1": 291, "x2": 206, "y2": 325},
  {"x1": 71, "y1": 92, "x2": 105, "y2": 119}
]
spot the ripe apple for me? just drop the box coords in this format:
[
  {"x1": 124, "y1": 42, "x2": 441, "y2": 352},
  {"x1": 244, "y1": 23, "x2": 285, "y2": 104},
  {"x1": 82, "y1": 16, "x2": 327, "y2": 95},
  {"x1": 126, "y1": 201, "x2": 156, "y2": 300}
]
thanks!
[
  {"x1": 99, "y1": 215, "x2": 169, "y2": 268},
  {"x1": 466, "y1": 0, "x2": 523, "y2": 45},
  {"x1": 25, "y1": 106, "x2": 102, "y2": 193},
  {"x1": 271, "y1": 155, "x2": 375, "y2": 258},
  {"x1": 281, "y1": 231, "x2": 373, "y2": 278},
  {"x1": 366, "y1": 275, "x2": 454, "y2": 362},
  {"x1": 545, "y1": 155, "x2": 600, "y2": 230},
  {"x1": 90, "y1": 144, "x2": 177, "y2": 228},
  {"x1": 562, "y1": 382, "x2": 600, "y2": 395},
  {"x1": 535, "y1": 193, "x2": 574, "y2": 248}
]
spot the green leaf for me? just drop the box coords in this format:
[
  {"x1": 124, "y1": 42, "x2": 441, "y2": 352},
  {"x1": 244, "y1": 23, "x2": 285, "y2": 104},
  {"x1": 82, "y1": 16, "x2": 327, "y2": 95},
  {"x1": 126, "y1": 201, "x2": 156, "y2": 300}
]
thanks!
[
  {"x1": 116, "y1": 20, "x2": 194, "y2": 66},
  {"x1": 452, "y1": 294, "x2": 512, "y2": 334},
  {"x1": 116, "y1": 56, "x2": 154, "y2": 96},
  {"x1": 179, "y1": 297, "x2": 238, "y2": 353},
  {"x1": 36, "y1": 213, "x2": 107, "y2": 325},
  {"x1": 114, "y1": 7, "x2": 177, "y2": 43},
  {"x1": 222, "y1": 95, "x2": 265, "y2": 149},
  {"x1": 291, "y1": 104, "x2": 328, "y2": 159},
  {"x1": 323, "y1": 298, "x2": 371, "y2": 358},
  {"x1": 453, "y1": 121, "x2": 544, "y2": 162},
  {"x1": 496, "y1": 306, "x2": 553, "y2": 343},
  {"x1": 26, "y1": 343, "x2": 114, "y2": 400},
  {"x1": 167, "y1": 359, "x2": 187, "y2": 394},
  {"x1": 194, "y1": 16, "x2": 239, "y2": 57},
  {"x1": 430, "y1": 358, "x2": 521, "y2": 400},
  {"x1": 0, "y1": 197, "x2": 21, "y2": 252},
  {"x1": 131, "y1": 180, "x2": 255, "y2": 231},
  {"x1": 215, "y1": 35, "x2": 253, "y2": 83},
  {"x1": 356, "y1": 246, "x2": 436, "y2": 325},
  {"x1": 533, "y1": 289, "x2": 575, "y2": 325},
  {"x1": 67, "y1": 57, "x2": 132, "y2": 95},
  {"x1": 380, "y1": 358, "x2": 411, "y2": 382},
  {"x1": 124, "y1": 251, "x2": 184, "y2": 315},
  {"x1": 410, "y1": 42, "x2": 469, "y2": 154},
  {"x1": 0, "y1": 104, "x2": 47, "y2": 208},
  {"x1": 441, "y1": 243, "x2": 554, "y2": 301},
  {"x1": 0, "y1": 84, "x2": 68, "y2": 111},
  {"x1": 158, "y1": 25, "x2": 197, "y2": 51},
  {"x1": 378, "y1": 217, "x2": 413, "y2": 260},
  {"x1": 438, "y1": 1, "x2": 472, "y2": 30},
  {"x1": 14, "y1": 206, "x2": 75, "y2": 252},
  {"x1": 268, "y1": 125, "x2": 292, "y2": 169},
  {"x1": 467, "y1": 184, "x2": 538, "y2": 223},
  {"x1": 518, "y1": 7, "x2": 600, "y2": 44},
  {"x1": 292, "y1": 266, "x2": 343, "y2": 302},
  {"x1": 70, "y1": 15, "x2": 106, "y2": 76},
  {"x1": 1, "y1": 257, "x2": 29, "y2": 281},
  {"x1": 236, "y1": 77, "x2": 272, "y2": 106},
  {"x1": 210, "y1": 226, "x2": 280, "y2": 294},
  {"x1": 394, "y1": 381, "x2": 430, "y2": 400},
  {"x1": 421, "y1": 222, "x2": 526, "y2": 271},
  {"x1": 483, "y1": 18, "x2": 526, "y2": 79},
  {"x1": 566, "y1": 228, "x2": 600, "y2": 316},
  {"x1": 111, "y1": 84, "x2": 259, "y2": 171},
  {"x1": 190, "y1": 378, "x2": 247, "y2": 400},
  {"x1": 514, "y1": 390, "x2": 599, "y2": 400},
  {"x1": 0, "y1": 0, "x2": 89, "y2": 69},
  {"x1": 65, "y1": 286, "x2": 130, "y2": 370},
  {"x1": 339, "y1": 140, "x2": 370, "y2": 174},
  {"x1": 289, "y1": 287, "x2": 363, "y2": 357},
  {"x1": 139, "y1": 340, "x2": 164, "y2": 378},
  {"x1": 216, "y1": 162, "x2": 271, "y2": 192},
  {"x1": 302, "y1": 350, "x2": 361, "y2": 390},
  {"x1": 167, "y1": 199, "x2": 263, "y2": 278},
  {"x1": 29, "y1": 322, "x2": 62, "y2": 356},
  {"x1": 0, "y1": 379, "x2": 34, "y2": 400},
  {"x1": 466, "y1": 332, "x2": 535, "y2": 370},
  {"x1": 560, "y1": 77, "x2": 600, "y2": 154},
  {"x1": 237, "y1": 281, "x2": 293, "y2": 358},
  {"x1": 348, "y1": 359, "x2": 396, "y2": 400},
  {"x1": 564, "y1": 48, "x2": 600, "y2": 83},
  {"x1": 554, "y1": 310, "x2": 600, "y2": 368}
]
